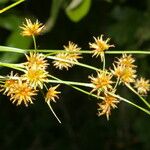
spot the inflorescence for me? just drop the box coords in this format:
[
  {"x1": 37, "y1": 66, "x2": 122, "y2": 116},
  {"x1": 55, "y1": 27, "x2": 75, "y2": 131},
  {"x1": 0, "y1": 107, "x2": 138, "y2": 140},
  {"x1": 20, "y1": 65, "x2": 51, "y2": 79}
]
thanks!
[{"x1": 0, "y1": 18, "x2": 150, "y2": 122}]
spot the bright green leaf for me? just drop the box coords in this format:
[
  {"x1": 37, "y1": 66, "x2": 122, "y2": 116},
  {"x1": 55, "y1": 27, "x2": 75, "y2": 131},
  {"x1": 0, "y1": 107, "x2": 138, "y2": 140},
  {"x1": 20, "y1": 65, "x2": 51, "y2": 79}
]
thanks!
[
  {"x1": 2, "y1": 31, "x2": 32, "y2": 63},
  {"x1": 6, "y1": 30, "x2": 32, "y2": 49},
  {"x1": 65, "y1": 0, "x2": 91, "y2": 22}
]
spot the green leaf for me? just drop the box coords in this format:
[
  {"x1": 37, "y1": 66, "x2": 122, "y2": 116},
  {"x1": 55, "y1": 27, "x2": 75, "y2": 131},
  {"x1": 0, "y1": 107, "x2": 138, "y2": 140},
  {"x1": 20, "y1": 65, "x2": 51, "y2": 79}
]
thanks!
[
  {"x1": 1, "y1": 31, "x2": 31, "y2": 63},
  {"x1": 6, "y1": 30, "x2": 32, "y2": 49},
  {"x1": 0, "y1": 15, "x2": 20, "y2": 30},
  {"x1": 65, "y1": 0, "x2": 91, "y2": 22}
]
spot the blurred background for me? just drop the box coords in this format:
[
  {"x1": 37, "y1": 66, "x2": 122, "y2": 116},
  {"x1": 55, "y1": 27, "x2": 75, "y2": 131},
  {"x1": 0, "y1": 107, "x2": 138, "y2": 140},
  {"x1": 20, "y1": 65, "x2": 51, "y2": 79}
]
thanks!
[{"x1": 0, "y1": 0, "x2": 150, "y2": 149}]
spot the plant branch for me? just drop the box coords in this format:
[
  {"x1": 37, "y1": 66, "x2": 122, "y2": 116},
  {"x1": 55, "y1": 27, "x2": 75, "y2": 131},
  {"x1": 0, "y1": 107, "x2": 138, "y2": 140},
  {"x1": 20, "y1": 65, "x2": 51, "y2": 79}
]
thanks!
[
  {"x1": 125, "y1": 83, "x2": 150, "y2": 109},
  {"x1": 0, "y1": 62, "x2": 25, "y2": 72},
  {"x1": 0, "y1": 0, "x2": 25, "y2": 14},
  {"x1": 113, "y1": 94, "x2": 150, "y2": 115},
  {"x1": 47, "y1": 56, "x2": 100, "y2": 71},
  {"x1": 0, "y1": 46, "x2": 150, "y2": 54}
]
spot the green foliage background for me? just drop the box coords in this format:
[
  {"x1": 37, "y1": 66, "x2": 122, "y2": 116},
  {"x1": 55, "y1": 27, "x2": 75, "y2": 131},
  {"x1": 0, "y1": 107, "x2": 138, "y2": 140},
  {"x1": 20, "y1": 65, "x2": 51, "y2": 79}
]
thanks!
[{"x1": 0, "y1": 0, "x2": 150, "y2": 149}]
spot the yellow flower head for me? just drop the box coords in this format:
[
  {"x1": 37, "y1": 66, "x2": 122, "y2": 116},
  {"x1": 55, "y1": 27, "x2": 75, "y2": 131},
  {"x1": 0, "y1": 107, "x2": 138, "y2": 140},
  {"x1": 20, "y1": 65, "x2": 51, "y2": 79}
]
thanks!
[
  {"x1": 0, "y1": 71, "x2": 19, "y2": 96},
  {"x1": 53, "y1": 42, "x2": 82, "y2": 70},
  {"x1": 53, "y1": 53, "x2": 73, "y2": 70},
  {"x1": 25, "y1": 52, "x2": 48, "y2": 69},
  {"x1": 89, "y1": 70, "x2": 113, "y2": 96},
  {"x1": 64, "y1": 41, "x2": 81, "y2": 52},
  {"x1": 10, "y1": 80, "x2": 37, "y2": 107},
  {"x1": 97, "y1": 92, "x2": 119, "y2": 120},
  {"x1": 89, "y1": 35, "x2": 114, "y2": 61},
  {"x1": 112, "y1": 65, "x2": 136, "y2": 84},
  {"x1": 64, "y1": 41, "x2": 82, "y2": 62},
  {"x1": 116, "y1": 54, "x2": 136, "y2": 68},
  {"x1": 134, "y1": 77, "x2": 150, "y2": 95},
  {"x1": 2, "y1": 77, "x2": 37, "y2": 107},
  {"x1": 45, "y1": 85, "x2": 61, "y2": 103},
  {"x1": 23, "y1": 67, "x2": 49, "y2": 89},
  {"x1": 20, "y1": 18, "x2": 44, "y2": 36},
  {"x1": 2, "y1": 79, "x2": 17, "y2": 96}
]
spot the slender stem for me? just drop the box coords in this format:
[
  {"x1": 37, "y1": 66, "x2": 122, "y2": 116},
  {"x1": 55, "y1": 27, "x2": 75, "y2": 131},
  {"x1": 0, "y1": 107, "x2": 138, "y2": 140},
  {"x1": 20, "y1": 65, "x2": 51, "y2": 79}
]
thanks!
[
  {"x1": 70, "y1": 85, "x2": 103, "y2": 100},
  {"x1": 25, "y1": 50, "x2": 150, "y2": 55},
  {"x1": 0, "y1": 62, "x2": 25, "y2": 72},
  {"x1": 47, "y1": 101, "x2": 61, "y2": 124},
  {"x1": 32, "y1": 35, "x2": 37, "y2": 50},
  {"x1": 103, "y1": 54, "x2": 106, "y2": 70},
  {"x1": 0, "y1": 46, "x2": 26, "y2": 53},
  {"x1": 48, "y1": 79, "x2": 93, "y2": 88},
  {"x1": 0, "y1": 46, "x2": 150, "y2": 54},
  {"x1": 48, "y1": 74, "x2": 103, "y2": 99},
  {"x1": 32, "y1": 50, "x2": 150, "y2": 54},
  {"x1": 45, "y1": 52, "x2": 57, "y2": 56},
  {"x1": 125, "y1": 83, "x2": 150, "y2": 109},
  {"x1": 113, "y1": 77, "x2": 120, "y2": 90},
  {"x1": 114, "y1": 94, "x2": 150, "y2": 115},
  {"x1": 47, "y1": 56, "x2": 100, "y2": 71},
  {"x1": 0, "y1": 0, "x2": 25, "y2": 14},
  {"x1": 106, "y1": 51, "x2": 150, "y2": 54}
]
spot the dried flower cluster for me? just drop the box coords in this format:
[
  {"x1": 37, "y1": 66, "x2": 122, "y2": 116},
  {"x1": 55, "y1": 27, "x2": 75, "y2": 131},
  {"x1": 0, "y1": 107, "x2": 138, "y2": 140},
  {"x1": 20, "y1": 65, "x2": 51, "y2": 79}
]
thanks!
[{"x1": 0, "y1": 18, "x2": 149, "y2": 122}]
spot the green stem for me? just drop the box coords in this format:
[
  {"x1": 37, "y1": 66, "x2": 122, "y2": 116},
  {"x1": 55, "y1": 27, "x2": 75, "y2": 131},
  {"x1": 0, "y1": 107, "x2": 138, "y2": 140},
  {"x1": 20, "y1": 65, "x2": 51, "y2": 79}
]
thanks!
[
  {"x1": 0, "y1": 46, "x2": 150, "y2": 55},
  {"x1": 32, "y1": 35, "x2": 37, "y2": 50},
  {"x1": 0, "y1": 0, "x2": 25, "y2": 14},
  {"x1": 114, "y1": 94, "x2": 150, "y2": 115},
  {"x1": 125, "y1": 83, "x2": 150, "y2": 109},
  {"x1": 33, "y1": 50, "x2": 150, "y2": 54},
  {"x1": 49, "y1": 75, "x2": 150, "y2": 115},
  {"x1": 70, "y1": 85, "x2": 103, "y2": 100},
  {"x1": 106, "y1": 51, "x2": 150, "y2": 54},
  {"x1": 103, "y1": 54, "x2": 106, "y2": 70},
  {"x1": 0, "y1": 62, "x2": 25, "y2": 72},
  {"x1": 0, "y1": 46, "x2": 26, "y2": 53},
  {"x1": 48, "y1": 79, "x2": 93, "y2": 88},
  {"x1": 48, "y1": 74, "x2": 103, "y2": 99},
  {"x1": 47, "y1": 101, "x2": 61, "y2": 124},
  {"x1": 47, "y1": 56, "x2": 100, "y2": 71},
  {"x1": 113, "y1": 77, "x2": 120, "y2": 90}
]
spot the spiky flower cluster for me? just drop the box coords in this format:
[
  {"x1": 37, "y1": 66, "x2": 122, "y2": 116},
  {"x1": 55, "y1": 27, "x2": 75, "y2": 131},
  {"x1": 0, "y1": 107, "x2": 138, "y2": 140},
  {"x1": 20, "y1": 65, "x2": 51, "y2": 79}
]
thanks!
[
  {"x1": 97, "y1": 92, "x2": 119, "y2": 120},
  {"x1": 53, "y1": 41, "x2": 82, "y2": 70},
  {"x1": 20, "y1": 18, "x2": 44, "y2": 36},
  {"x1": 0, "y1": 19, "x2": 62, "y2": 123},
  {"x1": 89, "y1": 70, "x2": 113, "y2": 96},
  {"x1": 1, "y1": 72, "x2": 37, "y2": 106},
  {"x1": 112, "y1": 54, "x2": 137, "y2": 84},
  {"x1": 89, "y1": 35, "x2": 114, "y2": 61},
  {"x1": 0, "y1": 52, "x2": 60, "y2": 107},
  {"x1": 22, "y1": 52, "x2": 48, "y2": 89},
  {"x1": 134, "y1": 77, "x2": 150, "y2": 95},
  {"x1": 45, "y1": 85, "x2": 61, "y2": 103},
  {"x1": 22, "y1": 52, "x2": 49, "y2": 89},
  {"x1": 0, "y1": 18, "x2": 149, "y2": 122},
  {"x1": 89, "y1": 53, "x2": 150, "y2": 120},
  {"x1": 89, "y1": 69, "x2": 119, "y2": 120}
]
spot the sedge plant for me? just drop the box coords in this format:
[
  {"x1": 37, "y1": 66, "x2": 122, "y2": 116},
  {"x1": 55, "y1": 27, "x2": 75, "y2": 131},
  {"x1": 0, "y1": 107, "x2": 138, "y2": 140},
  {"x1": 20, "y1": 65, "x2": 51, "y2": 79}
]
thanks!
[{"x1": 0, "y1": 1, "x2": 150, "y2": 122}]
